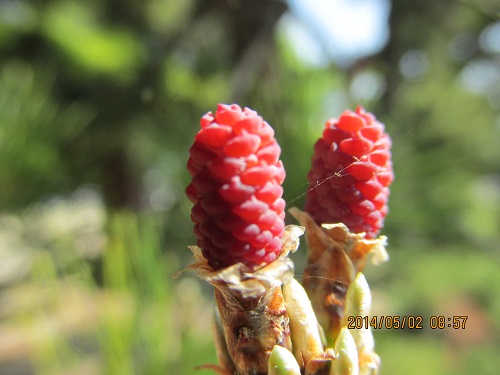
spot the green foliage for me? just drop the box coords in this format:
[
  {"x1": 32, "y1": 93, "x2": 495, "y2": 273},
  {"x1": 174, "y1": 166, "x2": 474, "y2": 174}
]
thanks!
[
  {"x1": 0, "y1": 62, "x2": 94, "y2": 207},
  {"x1": 1, "y1": 208, "x2": 215, "y2": 375},
  {"x1": 368, "y1": 244, "x2": 500, "y2": 375},
  {"x1": 377, "y1": 335, "x2": 446, "y2": 375},
  {"x1": 41, "y1": 1, "x2": 145, "y2": 81}
]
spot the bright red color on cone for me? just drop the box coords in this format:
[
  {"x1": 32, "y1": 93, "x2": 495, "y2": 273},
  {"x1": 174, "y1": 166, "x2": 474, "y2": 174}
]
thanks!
[
  {"x1": 187, "y1": 104, "x2": 286, "y2": 269},
  {"x1": 305, "y1": 106, "x2": 393, "y2": 238}
]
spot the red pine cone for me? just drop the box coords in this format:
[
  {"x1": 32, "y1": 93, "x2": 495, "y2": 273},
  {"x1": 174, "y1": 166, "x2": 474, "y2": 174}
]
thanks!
[
  {"x1": 186, "y1": 104, "x2": 286, "y2": 270},
  {"x1": 305, "y1": 106, "x2": 394, "y2": 238}
]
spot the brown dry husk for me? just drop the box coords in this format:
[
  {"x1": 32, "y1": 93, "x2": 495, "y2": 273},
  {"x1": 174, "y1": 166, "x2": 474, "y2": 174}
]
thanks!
[
  {"x1": 176, "y1": 225, "x2": 304, "y2": 375},
  {"x1": 288, "y1": 207, "x2": 388, "y2": 343}
]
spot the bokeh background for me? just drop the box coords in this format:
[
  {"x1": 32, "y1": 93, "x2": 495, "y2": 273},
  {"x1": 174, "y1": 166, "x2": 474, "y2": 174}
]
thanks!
[{"x1": 1, "y1": 0, "x2": 499, "y2": 374}]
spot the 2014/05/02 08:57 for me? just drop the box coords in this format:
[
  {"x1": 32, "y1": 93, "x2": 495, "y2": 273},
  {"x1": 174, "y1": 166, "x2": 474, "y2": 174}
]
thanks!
[{"x1": 347, "y1": 315, "x2": 468, "y2": 330}]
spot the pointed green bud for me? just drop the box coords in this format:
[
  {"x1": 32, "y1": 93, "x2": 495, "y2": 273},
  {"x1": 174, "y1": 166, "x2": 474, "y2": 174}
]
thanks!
[
  {"x1": 340, "y1": 273, "x2": 380, "y2": 374},
  {"x1": 268, "y1": 345, "x2": 301, "y2": 375},
  {"x1": 341, "y1": 273, "x2": 372, "y2": 352},
  {"x1": 283, "y1": 278, "x2": 324, "y2": 367},
  {"x1": 342, "y1": 273, "x2": 371, "y2": 325},
  {"x1": 330, "y1": 327, "x2": 359, "y2": 375}
]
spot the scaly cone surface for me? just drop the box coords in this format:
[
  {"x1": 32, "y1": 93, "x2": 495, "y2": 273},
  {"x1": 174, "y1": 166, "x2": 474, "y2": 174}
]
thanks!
[
  {"x1": 186, "y1": 104, "x2": 286, "y2": 270},
  {"x1": 304, "y1": 106, "x2": 393, "y2": 238}
]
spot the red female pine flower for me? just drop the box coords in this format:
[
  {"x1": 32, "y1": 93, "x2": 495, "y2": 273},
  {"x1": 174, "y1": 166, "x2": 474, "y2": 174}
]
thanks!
[
  {"x1": 305, "y1": 106, "x2": 394, "y2": 238},
  {"x1": 186, "y1": 104, "x2": 286, "y2": 270}
]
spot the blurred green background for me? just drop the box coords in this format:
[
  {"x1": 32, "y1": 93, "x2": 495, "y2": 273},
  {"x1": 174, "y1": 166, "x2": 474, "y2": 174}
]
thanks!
[{"x1": 1, "y1": 0, "x2": 499, "y2": 374}]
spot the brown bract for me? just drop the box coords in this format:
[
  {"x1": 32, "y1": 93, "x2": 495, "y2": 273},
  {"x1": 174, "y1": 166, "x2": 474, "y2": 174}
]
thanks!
[
  {"x1": 288, "y1": 207, "x2": 388, "y2": 341},
  {"x1": 176, "y1": 225, "x2": 304, "y2": 375}
]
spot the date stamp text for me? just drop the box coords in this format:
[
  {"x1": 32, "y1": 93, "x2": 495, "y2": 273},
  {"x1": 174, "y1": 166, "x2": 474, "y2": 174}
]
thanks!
[{"x1": 347, "y1": 315, "x2": 468, "y2": 330}]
